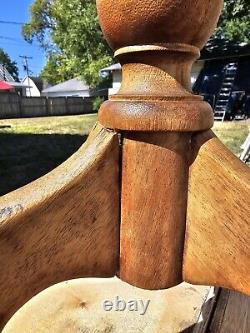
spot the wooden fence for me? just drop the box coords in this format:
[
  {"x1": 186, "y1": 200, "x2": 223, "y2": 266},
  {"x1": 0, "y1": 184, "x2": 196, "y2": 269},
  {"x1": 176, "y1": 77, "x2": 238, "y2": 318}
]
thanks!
[{"x1": 0, "y1": 93, "x2": 94, "y2": 119}]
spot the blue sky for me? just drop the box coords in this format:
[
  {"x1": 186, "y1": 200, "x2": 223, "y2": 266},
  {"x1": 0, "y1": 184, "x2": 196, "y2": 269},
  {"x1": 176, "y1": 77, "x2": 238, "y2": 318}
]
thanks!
[{"x1": 0, "y1": 0, "x2": 45, "y2": 79}]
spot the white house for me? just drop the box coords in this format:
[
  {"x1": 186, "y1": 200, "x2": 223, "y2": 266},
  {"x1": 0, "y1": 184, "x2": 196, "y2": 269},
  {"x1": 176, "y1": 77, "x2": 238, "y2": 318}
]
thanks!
[
  {"x1": 42, "y1": 77, "x2": 92, "y2": 98},
  {"x1": 100, "y1": 63, "x2": 122, "y2": 96},
  {"x1": 21, "y1": 76, "x2": 44, "y2": 97},
  {"x1": 191, "y1": 61, "x2": 205, "y2": 86}
]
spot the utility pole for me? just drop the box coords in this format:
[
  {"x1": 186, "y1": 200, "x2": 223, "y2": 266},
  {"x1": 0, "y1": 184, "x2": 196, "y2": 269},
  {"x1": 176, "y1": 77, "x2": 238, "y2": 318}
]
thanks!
[{"x1": 19, "y1": 55, "x2": 33, "y2": 97}]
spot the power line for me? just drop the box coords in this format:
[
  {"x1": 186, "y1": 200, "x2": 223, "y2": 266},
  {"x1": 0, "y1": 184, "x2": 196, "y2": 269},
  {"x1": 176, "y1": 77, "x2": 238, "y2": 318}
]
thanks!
[
  {"x1": 0, "y1": 20, "x2": 26, "y2": 25},
  {"x1": 0, "y1": 35, "x2": 40, "y2": 47},
  {"x1": 0, "y1": 42, "x2": 41, "y2": 50},
  {"x1": 0, "y1": 36, "x2": 25, "y2": 43}
]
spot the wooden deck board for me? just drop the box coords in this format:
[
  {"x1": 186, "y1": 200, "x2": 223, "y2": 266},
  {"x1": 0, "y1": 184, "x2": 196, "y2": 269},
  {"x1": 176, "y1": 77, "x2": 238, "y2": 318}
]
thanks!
[{"x1": 208, "y1": 289, "x2": 250, "y2": 333}]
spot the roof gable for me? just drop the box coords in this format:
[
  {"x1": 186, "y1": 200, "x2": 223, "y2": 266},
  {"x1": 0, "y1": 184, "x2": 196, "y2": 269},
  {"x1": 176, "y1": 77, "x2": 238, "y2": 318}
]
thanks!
[{"x1": 42, "y1": 77, "x2": 89, "y2": 93}]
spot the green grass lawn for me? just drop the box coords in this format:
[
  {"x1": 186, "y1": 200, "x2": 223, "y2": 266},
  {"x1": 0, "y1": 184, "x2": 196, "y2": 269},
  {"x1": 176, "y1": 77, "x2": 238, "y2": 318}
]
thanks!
[
  {"x1": 0, "y1": 114, "x2": 97, "y2": 195},
  {"x1": 213, "y1": 120, "x2": 249, "y2": 156},
  {"x1": 0, "y1": 115, "x2": 249, "y2": 196},
  {"x1": 0, "y1": 114, "x2": 97, "y2": 135}
]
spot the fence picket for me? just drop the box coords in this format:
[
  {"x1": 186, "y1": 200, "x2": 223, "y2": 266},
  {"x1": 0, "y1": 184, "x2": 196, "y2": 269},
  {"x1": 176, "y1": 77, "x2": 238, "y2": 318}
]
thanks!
[{"x1": 0, "y1": 93, "x2": 94, "y2": 118}]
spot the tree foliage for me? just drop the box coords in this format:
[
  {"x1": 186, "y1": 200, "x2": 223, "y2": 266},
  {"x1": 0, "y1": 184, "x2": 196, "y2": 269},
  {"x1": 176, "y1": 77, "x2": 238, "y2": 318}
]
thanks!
[
  {"x1": 23, "y1": 0, "x2": 112, "y2": 86},
  {"x1": 23, "y1": 0, "x2": 250, "y2": 86},
  {"x1": 0, "y1": 48, "x2": 19, "y2": 81},
  {"x1": 216, "y1": 0, "x2": 250, "y2": 43}
]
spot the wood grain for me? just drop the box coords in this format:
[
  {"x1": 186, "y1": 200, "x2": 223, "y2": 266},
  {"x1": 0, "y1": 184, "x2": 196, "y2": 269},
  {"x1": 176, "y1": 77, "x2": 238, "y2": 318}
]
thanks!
[
  {"x1": 119, "y1": 132, "x2": 190, "y2": 290},
  {"x1": 209, "y1": 289, "x2": 250, "y2": 333},
  {"x1": 97, "y1": 0, "x2": 223, "y2": 132},
  {"x1": 0, "y1": 123, "x2": 120, "y2": 328},
  {"x1": 183, "y1": 130, "x2": 250, "y2": 295},
  {"x1": 99, "y1": 49, "x2": 214, "y2": 132},
  {"x1": 97, "y1": 0, "x2": 222, "y2": 51}
]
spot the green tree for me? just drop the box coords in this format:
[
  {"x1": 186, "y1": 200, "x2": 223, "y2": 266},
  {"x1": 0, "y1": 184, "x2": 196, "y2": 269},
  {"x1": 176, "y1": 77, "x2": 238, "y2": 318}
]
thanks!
[
  {"x1": 23, "y1": 0, "x2": 250, "y2": 86},
  {"x1": 23, "y1": 0, "x2": 112, "y2": 87},
  {"x1": 216, "y1": 0, "x2": 250, "y2": 43},
  {"x1": 0, "y1": 48, "x2": 19, "y2": 81}
]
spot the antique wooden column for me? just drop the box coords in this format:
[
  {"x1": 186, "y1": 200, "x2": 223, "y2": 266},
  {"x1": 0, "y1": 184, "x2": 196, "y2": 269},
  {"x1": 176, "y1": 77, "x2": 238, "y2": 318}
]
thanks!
[
  {"x1": 97, "y1": 0, "x2": 223, "y2": 290},
  {"x1": 0, "y1": 0, "x2": 250, "y2": 330}
]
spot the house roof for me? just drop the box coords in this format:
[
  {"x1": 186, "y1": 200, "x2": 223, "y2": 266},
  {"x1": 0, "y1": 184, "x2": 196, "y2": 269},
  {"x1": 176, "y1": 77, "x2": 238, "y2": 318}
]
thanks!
[
  {"x1": 42, "y1": 77, "x2": 89, "y2": 93},
  {"x1": 8, "y1": 82, "x2": 30, "y2": 88},
  {"x1": 100, "y1": 63, "x2": 121, "y2": 73},
  {"x1": 201, "y1": 38, "x2": 250, "y2": 60},
  {"x1": 0, "y1": 81, "x2": 13, "y2": 90},
  {"x1": 0, "y1": 64, "x2": 15, "y2": 82}
]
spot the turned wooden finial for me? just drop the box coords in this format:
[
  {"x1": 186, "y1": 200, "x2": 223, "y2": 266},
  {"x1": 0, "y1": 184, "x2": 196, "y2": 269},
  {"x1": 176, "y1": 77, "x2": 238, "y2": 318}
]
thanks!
[
  {"x1": 97, "y1": 0, "x2": 223, "y2": 131},
  {"x1": 97, "y1": 0, "x2": 222, "y2": 50},
  {"x1": 96, "y1": 0, "x2": 225, "y2": 291}
]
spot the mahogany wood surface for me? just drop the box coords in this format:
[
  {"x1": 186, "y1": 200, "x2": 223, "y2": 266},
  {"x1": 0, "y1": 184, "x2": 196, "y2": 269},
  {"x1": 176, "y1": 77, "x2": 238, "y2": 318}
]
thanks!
[
  {"x1": 184, "y1": 130, "x2": 250, "y2": 295},
  {"x1": 96, "y1": 0, "x2": 250, "y2": 294},
  {"x1": 119, "y1": 132, "x2": 190, "y2": 289},
  {"x1": 99, "y1": 48, "x2": 214, "y2": 132},
  {"x1": 97, "y1": 0, "x2": 222, "y2": 51},
  {"x1": 97, "y1": 0, "x2": 222, "y2": 132},
  {"x1": 0, "y1": 123, "x2": 120, "y2": 328},
  {"x1": 1, "y1": 0, "x2": 250, "y2": 330}
]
